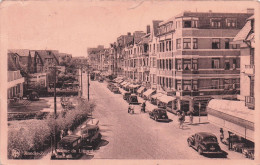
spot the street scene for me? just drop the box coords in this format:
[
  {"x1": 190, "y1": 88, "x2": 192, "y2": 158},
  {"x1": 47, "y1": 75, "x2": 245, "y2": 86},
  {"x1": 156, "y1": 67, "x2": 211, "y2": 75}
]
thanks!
[{"x1": 3, "y1": 0, "x2": 257, "y2": 163}]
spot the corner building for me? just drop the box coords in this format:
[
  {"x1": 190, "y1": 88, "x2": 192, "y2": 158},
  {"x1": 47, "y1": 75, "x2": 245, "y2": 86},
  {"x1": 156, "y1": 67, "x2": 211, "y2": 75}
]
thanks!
[{"x1": 155, "y1": 11, "x2": 252, "y2": 113}]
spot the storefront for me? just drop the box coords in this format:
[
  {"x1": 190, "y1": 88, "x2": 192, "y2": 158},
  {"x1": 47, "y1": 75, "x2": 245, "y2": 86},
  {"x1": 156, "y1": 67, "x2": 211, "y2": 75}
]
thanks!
[
  {"x1": 143, "y1": 89, "x2": 156, "y2": 100},
  {"x1": 151, "y1": 93, "x2": 164, "y2": 105},
  {"x1": 137, "y1": 86, "x2": 146, "y2": 97},
  {"x1": 207, "y1": 99, "x2": 254, "y2": 142}
]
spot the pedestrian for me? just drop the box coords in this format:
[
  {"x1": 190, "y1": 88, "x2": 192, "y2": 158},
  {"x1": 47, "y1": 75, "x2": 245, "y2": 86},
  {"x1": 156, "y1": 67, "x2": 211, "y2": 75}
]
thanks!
[
  {"x1": 220, "y1": 128, "x2": 224, "y2": 142},
  {"x1": 189, "y1": 111, "x2": 193, "y2": 125},
  {"x1": 178, "y1": 111, "x2": 185, "y2": 129},
  {"x1": 141, "y1": 101, "x2": 146, "y2": 113}
]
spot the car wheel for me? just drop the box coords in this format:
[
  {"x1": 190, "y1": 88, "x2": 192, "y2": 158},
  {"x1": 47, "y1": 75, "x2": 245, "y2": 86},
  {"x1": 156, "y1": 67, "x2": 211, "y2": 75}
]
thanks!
[
  {"x1": 154, "y1": 116, "x2": 158, "y2": 121},
  {"x1": 198, "y1": 147, "x2": 203, "y2": 155},
  {"x1": 188, "y1": 140, "x2": 192, "y2": 147}
]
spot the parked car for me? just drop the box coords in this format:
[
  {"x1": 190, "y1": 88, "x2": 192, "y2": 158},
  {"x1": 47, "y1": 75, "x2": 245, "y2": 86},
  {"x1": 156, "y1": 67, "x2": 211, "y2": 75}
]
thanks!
[
  {"x1": 242, "y1": 147, "x2": 254, "y2": 159},
  {"x1": 123, "y1": 92, "x2": 131, "y2": 100},
  {"x1": 98, "y1": 78, "x2": 104, "y2": 82},
  {"x1": 52, "y1": 135, "x2": 83, "y2": 159},
  {"x1": 112, "y1": 87, "x2": 120, "y2": 94},
  {"x1": 149, "y1": 108, "x2": 169, "y2": 122},
  {"x1": 187, "y1": 132, "x2": 223, "y2": 155},
  {"x1": 27, "y1": 90, "x2": 39, "y2": 101},
  {"x1": 127, "y1": 94, "x2": 138, "y2": 104},
  {"x1": 233, "y1": 139, "x2": 254, "y2": 153}
]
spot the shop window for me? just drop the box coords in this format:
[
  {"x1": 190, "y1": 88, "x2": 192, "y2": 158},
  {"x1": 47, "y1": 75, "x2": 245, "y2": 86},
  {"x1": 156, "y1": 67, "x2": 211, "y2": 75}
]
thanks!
[
  {"x1": 176, "y1": 39, "x2": 181, "y2": 49},
  {"x1": 176, "y1": 80, "x2": 182, "y2": 91},
  {"x1": 176, "y1": 59, "x2": 182, "y2": 70},
  {"x1": 183, "y1": 59, "x2": 191, "y2": 70},
  {"x1": 212, "y1": 38, "x2": 220, "y2": 49},
  {"x1": 212, "y1": 79, "x2": 219, "y2": 89},
  {"x1": 193, "y1": 38, "x2": 198, "y2": 49},
  {"x1": 183, "y1": 38, "x2": 191, "y2": 49},
  {"x1": 225, "y1": 38, "x2": 230, "y2": 49},
  {"x1": 210, "y1": 18, "x2": 221, "y2": 28},
  {"x1": 192, "y1": 59, "x2": 198, "y2": 70},
  {"x1": 169, "y1": 78, "x2": 172, "y2": 88},
  {"x1": 183, "y1": 80, "x2": 191, "y2": 91},
  {"x1": 224, "y1": 60, "x2": 230, "y2": 70},
  {"x1": 192, "y1": 80, "x2": 198, "y2": 91}
]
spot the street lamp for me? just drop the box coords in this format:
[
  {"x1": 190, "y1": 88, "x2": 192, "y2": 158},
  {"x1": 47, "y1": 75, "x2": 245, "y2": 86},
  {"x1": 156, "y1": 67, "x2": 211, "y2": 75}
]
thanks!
[{"x1": 198, "y1": 102, "x2": 201, "y2": 124}]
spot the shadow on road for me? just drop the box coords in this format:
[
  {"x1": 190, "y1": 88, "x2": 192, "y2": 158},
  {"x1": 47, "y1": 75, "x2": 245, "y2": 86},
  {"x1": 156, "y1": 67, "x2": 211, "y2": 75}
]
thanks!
[{"x1": 203, "y1": 150, "x2": 228, "y2": 158}]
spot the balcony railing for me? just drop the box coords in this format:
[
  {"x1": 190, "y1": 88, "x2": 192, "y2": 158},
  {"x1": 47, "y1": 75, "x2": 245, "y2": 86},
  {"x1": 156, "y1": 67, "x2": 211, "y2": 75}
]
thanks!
[{"x1": 245, "y1": 96, "x2": 255, "y2": 110}]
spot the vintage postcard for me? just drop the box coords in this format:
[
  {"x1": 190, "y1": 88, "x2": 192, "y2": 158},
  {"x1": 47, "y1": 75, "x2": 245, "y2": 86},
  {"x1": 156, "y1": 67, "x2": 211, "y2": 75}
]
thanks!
[{"x1": 0, "y1": 0, "x2": 259, "y2": 164}]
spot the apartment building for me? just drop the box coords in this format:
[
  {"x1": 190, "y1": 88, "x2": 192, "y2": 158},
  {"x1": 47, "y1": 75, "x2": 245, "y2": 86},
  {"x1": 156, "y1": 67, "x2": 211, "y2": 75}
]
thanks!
[
  {"x1": 87, "y1": 45, "x2": 105, "y2": 70},
  {"x1": 155, "y1": 11, "x2": 252, "y2": 113},
  {"x1": 233, "y1": 15, "x2": 255, "y2": 109}
]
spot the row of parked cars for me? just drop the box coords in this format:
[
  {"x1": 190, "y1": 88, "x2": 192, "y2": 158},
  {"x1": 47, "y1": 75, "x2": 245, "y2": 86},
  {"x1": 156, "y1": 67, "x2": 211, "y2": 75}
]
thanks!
[{"x1": 105, "y1": 78, "x2": 254, "y2": 159}]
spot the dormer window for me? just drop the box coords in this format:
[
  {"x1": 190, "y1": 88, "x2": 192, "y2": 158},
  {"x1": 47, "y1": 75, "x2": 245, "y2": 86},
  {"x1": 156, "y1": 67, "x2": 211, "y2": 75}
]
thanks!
[
  {"x1": 226, "y1": 18, "x2": 237, "y2": 28},
  {"x1": 210, "y1": 18, "x2": 221, "y2": 28}
]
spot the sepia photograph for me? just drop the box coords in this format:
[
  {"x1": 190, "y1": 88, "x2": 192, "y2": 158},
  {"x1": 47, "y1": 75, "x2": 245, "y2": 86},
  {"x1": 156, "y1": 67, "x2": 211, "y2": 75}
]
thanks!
[{"x1": 0, "y1": 0, "x2": 259, "y2": 164}]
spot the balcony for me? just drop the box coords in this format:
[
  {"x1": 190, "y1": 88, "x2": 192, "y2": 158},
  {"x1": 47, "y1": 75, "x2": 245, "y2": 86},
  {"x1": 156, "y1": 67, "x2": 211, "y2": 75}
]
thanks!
[
  {"x1": 245, "y1": 96, "x2": 255, "y2": 110},
  {"x1": 244, "y1": 65, "x2": 255, "y2": 75}
]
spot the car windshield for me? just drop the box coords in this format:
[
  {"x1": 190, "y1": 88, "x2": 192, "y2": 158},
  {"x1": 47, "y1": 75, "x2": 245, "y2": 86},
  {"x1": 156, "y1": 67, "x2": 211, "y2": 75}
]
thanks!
[
  {"x1": 204, "y1": 137, "x2": 217, "y2": 142},
  {"x1": 131, "y1": 97, "x2": 138, "y2": 102},
  {"x1": 158, "y1": 109, "x2": 166, "y2": 114}
]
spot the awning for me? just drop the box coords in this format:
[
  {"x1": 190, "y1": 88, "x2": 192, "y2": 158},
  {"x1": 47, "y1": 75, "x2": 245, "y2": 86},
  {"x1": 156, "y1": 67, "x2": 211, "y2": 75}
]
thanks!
[
  {"x1": 143, "y1": 89, "x2": 156, "y2": 97},
  {"x1": 129, "y1": 84, "x2": 140, "y2": 89},
  {"x1": 151, "y1": 93, "x2": 164, "y2": 99},
  {"x1": 120, "y1": 81, "x2": 128, "y2": 86},
  {"x1": 137, "y1": 86, "x2": 145, "y2": 94},
  {"x1": 123, "y1": 83, "x2": 131, "y2": 88},
  {"x1": 207, "y1": 99, "x2": 254, "y2": 142},
  {"x1": 158, "y1": 95, "x2": 176, "y2": 104},
  {"x1": 232, "y1": 21, "x2": 251, "y2": 44}
]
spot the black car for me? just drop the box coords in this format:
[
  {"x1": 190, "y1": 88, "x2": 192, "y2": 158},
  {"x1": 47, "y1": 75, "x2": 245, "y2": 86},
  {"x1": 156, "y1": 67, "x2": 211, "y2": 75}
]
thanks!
[
  {"x1": 126, "y1": 94, "x2": 138, "y2": 104},
  {"x1": 187, "y1": 132, "x2": 223, "y2": 155},
  {"x1": 149, "y1": 108, "x2": 169, "y2": 121},
  {"x1": 123, "y1": 92, "x2": 131, "y2": 100},
  {"x1": 27, "y1": 90, "x2": 39, "y2": 101},
  {"x1": 111, "y1": 87, "x2": 120, "y2": 94}
]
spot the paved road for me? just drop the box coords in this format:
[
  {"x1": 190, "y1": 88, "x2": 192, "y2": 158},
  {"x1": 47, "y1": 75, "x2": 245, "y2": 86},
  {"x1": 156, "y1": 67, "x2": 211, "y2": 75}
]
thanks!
[{"x1": 81, "y1": 74, "x2": 247, "y2": 160}]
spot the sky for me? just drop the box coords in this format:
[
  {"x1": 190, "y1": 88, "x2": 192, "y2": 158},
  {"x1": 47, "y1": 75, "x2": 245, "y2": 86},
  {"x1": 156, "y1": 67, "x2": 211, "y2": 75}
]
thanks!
[{"x1": 0, "y1": 0, "x2": 257, "y2": 57}]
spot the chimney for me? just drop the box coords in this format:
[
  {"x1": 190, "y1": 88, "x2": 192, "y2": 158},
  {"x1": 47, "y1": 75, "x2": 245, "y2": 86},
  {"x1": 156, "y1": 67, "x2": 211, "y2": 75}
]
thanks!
[
  {"x1": 147, "y1": 25, "x2": 151, "y2": 34},
  {"x1": 247, "y1": 8, "x2": 254, "y2": 14},
  {"x1": 127, "y1": 32, "x2": 131, "y2": 36}
]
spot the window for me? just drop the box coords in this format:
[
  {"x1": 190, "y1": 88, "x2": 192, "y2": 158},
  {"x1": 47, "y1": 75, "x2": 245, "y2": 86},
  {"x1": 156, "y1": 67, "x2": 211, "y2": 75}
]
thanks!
[
  {"x1": 212, "y1": 58, "x2": 220, "y2": 68},
  {"x1": 169, "y1": 59, "x2": 172, "y2": 70},
  {"x1": 226, "y1": 18, "x2": 237, "y2": 28},
  {"x1": 225, "y1": 39, "x2": 230, "y2": 49},
  {"x1": 183, "y1": 59, "x2": 191, "y2": 70},
  {"x1": 169, "y1": 78, "x2": 172, "y2": 88},
  {"x1": 153, "y1": 44, "x2": 155, "y2": 52},
  {"x1": 166, "y1": 40, "x2": 169, "y2": 51},
  {"x1": 192, "y1": 80, "x2": 198, "y2": 91},
  {"x1": 224, "y1": 60, "x2": 230, "y2": 70},
  {"x1": 162, "y1": 59, "x2": 165, "y2": 69},
  {"x1": 166, "y1": 78, "x2": 169, "y2": 88},
  {"x1": 183, "y1": 38, "x2": 191, "y2": 49},
  {"x1": 210, "y1": 18, "x2": 221, "y2": 28},
  {"x1": 176, "y1": 39, "x2": 181, "y2": 49},
  {"x1": 193, "y1": 38, "x2": 198, "y2": 49},
  {"x1": 166, "y1": 59, "x2": 169, "y2": 70},
  {"x1": 192, "y1": 20, "x2": 198, "y2": 28},
  {"x1": 212, "y1": 79, "x2": 219, "y2": 89},
  {"x1": 183, "y1": 20, "x2": 192, "y2": 28},
  {"x1": 162, "y1": 42, "x2": 165, "y2": 52},
  {"x1": 183, "y1": 80, "x2": 191, "y2": 91},
  {"x1": 231, "y1": 44, "x2": 238, "y2": 49},
  {"x1": 192, "y1": 59, "x2": 198, "y2": 70},
  {"x1": 224, "y1": 79, "x2": 231, "y2": 90},
  {"x1": 169, "y1": 40, "x2": 172, "y2": 51},
  {"x1": 176, "y1": 80, "x2": 182, "y2": 91},
  {"x1": 212, "y1": 38, "x2": 220, "y2": 49},
  {"x1": 176, "y1": 59, "x2": 182, "y2": 70}
]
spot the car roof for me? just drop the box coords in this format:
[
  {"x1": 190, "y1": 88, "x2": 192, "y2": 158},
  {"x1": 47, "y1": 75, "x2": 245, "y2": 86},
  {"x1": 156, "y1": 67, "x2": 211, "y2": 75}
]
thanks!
[
  {"x1": 196, "y1": 132, "x2": 217, "y2": 138},
  {"x1": 59, "y1": 135, "x2": 81, "y2": 144}
]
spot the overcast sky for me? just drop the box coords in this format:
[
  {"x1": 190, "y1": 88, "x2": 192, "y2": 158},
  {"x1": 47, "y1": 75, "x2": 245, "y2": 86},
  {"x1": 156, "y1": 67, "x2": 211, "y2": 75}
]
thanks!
[{"x1": 0, "y1": 0, "x2": 256, "y2": 57}]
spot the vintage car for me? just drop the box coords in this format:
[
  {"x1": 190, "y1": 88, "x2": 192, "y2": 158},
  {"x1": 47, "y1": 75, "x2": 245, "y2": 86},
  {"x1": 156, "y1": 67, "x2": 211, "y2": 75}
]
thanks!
[
  {"x1": 52, "y1": 135, "x2": 83, "y2": 159},
  {"x1": 111, "y1": 87, "x2": 121, "y2": 94},
  {"x1": 123, "y1": 92, "x2": 131, "y2": 100},
  {"x1": 187, "y1": 132, "x2": 223, "y2": 155},
  {"x1": 98, "y1": 77, "x2": 104, "y2": 82},
  {"x1": 242, "y1": 147, "x2": 254, "y2": 159},
  {"x1": 233, "y1": 139, "x2": 254, "y2": 153},
  {"x1": 126, "y1": 94, "x2": 138, "y2": 104},
  {"x1": 27, "y1": 90, "x2": 40, "y2": 101},
  {"x1": 149, "y1": 108, "x2": 169, "y2": 122}
]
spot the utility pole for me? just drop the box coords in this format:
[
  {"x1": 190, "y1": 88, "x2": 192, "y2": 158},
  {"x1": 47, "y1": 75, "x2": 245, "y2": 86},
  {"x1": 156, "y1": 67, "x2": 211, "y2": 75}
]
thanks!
[
  {"x1": 87, "y1": 71, "x2": 90, "y2": 101},
  {"x1": 81, "y1": 65, "x2": 83, "y2": 97}
]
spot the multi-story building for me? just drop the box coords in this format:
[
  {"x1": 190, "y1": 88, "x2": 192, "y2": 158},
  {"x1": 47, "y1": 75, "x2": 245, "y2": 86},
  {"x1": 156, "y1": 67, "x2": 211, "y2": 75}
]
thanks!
[
  {"x1": 87, "y1": 45, "x2": 105, "y2": 71},
  {"x1": 7, "y1": 53, "x2": 25, "y2": 102},
  {"x1": 233, "y1": 15, "x2": 255, "y2": 109},
  {"x1": 155, "y1": 11, "x2": 252, "y2": 113},
  {"x1": 148, "y1": 20, "x2": 163, "y2": 90}
]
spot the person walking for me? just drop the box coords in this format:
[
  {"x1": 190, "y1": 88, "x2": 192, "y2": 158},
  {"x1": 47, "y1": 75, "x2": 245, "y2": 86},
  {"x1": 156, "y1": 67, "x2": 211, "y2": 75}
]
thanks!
[
  {"x1": 220, "y1": 128, "x2": 224, "y2": 143},
  {"x1": 189, "y1": 111, "x2": 194, "y2": 125},
  {"x1": 178, "y1": 111, "x2": 185, "y2": 129}
]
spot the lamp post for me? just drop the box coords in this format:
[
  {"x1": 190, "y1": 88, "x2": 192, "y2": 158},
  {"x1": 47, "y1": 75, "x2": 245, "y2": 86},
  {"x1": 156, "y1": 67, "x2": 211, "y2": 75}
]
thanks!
[{"x1": 198, "y1": 102, "x2": 201, "y2": 124}]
